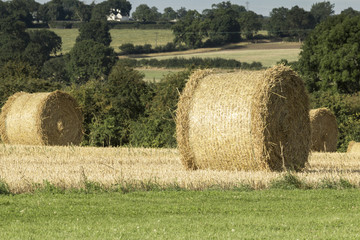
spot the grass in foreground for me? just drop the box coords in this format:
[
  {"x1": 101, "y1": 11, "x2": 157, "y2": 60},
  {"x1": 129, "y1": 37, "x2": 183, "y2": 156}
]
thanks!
[{"x1": 1, "y1": 189, "x2": 360, "y2": 239}]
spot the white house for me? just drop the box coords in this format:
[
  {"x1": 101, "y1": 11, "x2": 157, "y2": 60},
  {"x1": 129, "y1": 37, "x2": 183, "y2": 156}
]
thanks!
[{"x1": 107, "y1": 9, "x2": 130, "y2": 22}]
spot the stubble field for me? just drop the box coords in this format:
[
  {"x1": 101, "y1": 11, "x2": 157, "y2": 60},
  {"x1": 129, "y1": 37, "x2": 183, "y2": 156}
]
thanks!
[{"x1": 1, "y1": 144, "x2": 360, "y2": 193}]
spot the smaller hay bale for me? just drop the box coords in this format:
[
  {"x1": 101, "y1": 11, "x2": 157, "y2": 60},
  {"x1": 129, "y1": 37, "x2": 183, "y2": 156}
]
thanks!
[
  {"x1": 309, "y1": 108, "x2": 338, "y2": 152},
  {"x1": 0, "y1": 90, "x2": 83, "y2": 146},
  {"x1": 347, "y1": 141, "x2": 360, "y2": 153}
]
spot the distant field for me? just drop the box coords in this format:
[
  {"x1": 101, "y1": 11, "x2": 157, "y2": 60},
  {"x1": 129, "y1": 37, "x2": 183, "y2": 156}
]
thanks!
[
  {"x1": 145, "y1": 42, "x2": 302, "y2": 67},
  {"x1": 136, "y1": 68, "x2": 182, "y2": 82},
  {"x1": 49, "y1": 28, "x2": 174, "y2": 53},
  {"x1": 49, "y1": 28, "x2": 301, "y2": 67}
]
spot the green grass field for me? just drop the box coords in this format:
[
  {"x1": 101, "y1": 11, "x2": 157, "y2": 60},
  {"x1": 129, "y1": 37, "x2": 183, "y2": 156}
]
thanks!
[
  {"x1": 149, "y1": 48, "x2": 301, "y2": 67},
  {"x1": 50, "y1": 28, "x2": 174, "y2": 53},
  {"x1": 1, "y1": 190, "x2": 360, "y2": 239},
  {"x1": 136, "y1": 68, "x2": 181, "y2": 82}
]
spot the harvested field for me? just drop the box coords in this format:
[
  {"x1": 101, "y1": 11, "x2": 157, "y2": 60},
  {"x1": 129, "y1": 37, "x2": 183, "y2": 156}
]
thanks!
[{"x1": 1, "y1": 144, "x2": 360, "y2": 193}]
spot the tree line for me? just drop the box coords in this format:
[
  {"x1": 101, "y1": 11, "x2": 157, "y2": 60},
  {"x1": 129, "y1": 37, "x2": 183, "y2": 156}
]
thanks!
[{"x1": 0, "y1": 0, "x2": 359, "y2": 150}]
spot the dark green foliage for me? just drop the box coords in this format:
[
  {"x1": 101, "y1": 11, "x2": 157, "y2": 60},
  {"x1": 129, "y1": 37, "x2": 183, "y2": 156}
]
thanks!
[
  {"x1": 76, "y1": 20, "x2": 112, "y2": 46},
  {"x1": 203, "y1": 3, "x2": 241, "y2": 46},
  {"x1": 66, "y1": 40, "x2": 117, "y2": 84},
  {"x1": 132, "y1": 4, "x2": 161, "y2": 22},
  {"x1": 91, "y1": 0, "x2": 131, "y2": 21},
  {"x1": 299, "y1": 13, "x2": 360, "y2": 94},
  {"x1": 310, "y1": 1, "x2": 335, "y2": 24},
  {"x1": 172, "y1": 10, "x2": 207, "y2": 48},
  {"x1": 69, "y1": 64, "x2": 150, "y2": 146},
  {"x1": 117, "y1": 57, "x2": 263, "y2": 70},
  {"x1": 41, "y1": 56, "x2": 70, "y2": 84},
  {"x1": 0, "y1": 17, "x2": 29, "y2": 66},
  {"x1": 129, "y1": 70, "x2": 191, "y2": 147},
  {"x1": 267, "y1": 6, "x2": 315, "y2": 40},
  {"x1": 119, "y1": 42, "x2": 185, "y2": 55},
  {"x1": 5, "y1": 0, "x2": 39, "y2": 27},
  {"x1": 24, "y1": 29, "x2": 62, "y2": 67},
  {"x1": 0, "y1": 18, "x2": 62, "y2": 68},
  {"x1": 238, "y1": 11, "x2": 263, "y2": 40},
  {"x1": 0, "y1": 61, "x2": 61, "y2": 107}
]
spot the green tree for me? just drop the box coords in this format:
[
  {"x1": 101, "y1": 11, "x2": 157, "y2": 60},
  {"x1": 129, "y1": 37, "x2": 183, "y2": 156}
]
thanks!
[
  {"x1": 66, "y1": 40, "x2": 117, "y2": 84},
  {"x1": 132, "y1": 4, "x2": 161, "y2": 22},
  {"x1": 176, "y1": 7, "x2": 188, "y2": 19},
  {"x1": 267, "y1": 7, "x2": 290, "y2": 37},
  {"x1": 24, "y1": 29, "x2": 62, "y2": 67},
  {"x1": 203, "y1": 3, "x2": 241, "y2": 46},
  {"x1": 76, "y1": 20, "x2": 112, "y2": 46},
  {"x1": 40, "y1": 0, "x2": 66, "y2": 21},
  {"x1": 238, "y1": 10, "x2": 262, "y2": 39},
  {"x1": 6, "y1": 0, "x2": 39, "y2": 27},
  {"x1": 298, "y1": 13, "x2": 360, "y2": 93},
  {"x1": 0, "y1": 17, "x2": 30, "y2": 67},
  {"x1": 41, "y1": 56, "x2": 70, "y2": 85},
  {"x1": 0, "y1": 61, "x2": 60, "y2": 107},
  {"x1": 287, "y1": 6, "x2": 315, "y2": 41},
  {"x1": 162, "y1": 7, "x2": 177, "y2": 21},
  {"x1": 91, "y1": 0, "x2": 131, "y2": 21},
  {"x1": 172, "y1": 10, "x2": 207, "y2": 48},
  {"x1": 130, "y1": 70, "x2": 191, "y2": 148},
  {"x1": 69, "y1": 64, "x2": 150, "y2": 146},
  {"x1": 310, "y1": 1, "x2": 334, "y2": 24}
]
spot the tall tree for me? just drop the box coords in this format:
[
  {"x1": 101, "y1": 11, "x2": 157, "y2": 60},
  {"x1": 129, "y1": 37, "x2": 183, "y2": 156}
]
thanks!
[
  {"x1": 267, "y1": 7, "x2": 290, "y2": 37},
  {"x1": 66, "y1": 40, "x2": 117, "y2": 84},
  {"x1": 91, "y1": 0, "x2": 131, "y2": 21},
  {"x1": 0, "y1": 17, "x2": 30, "y2": 66},
  {"x1": 287, "y1": 6, "x2": 315, "y2": 41},
  {"x1": 310, "y1": 1, "x2": 335, "y2": 24},
  {"x1": 172, "y1": 10, "x2": 207, "y2": 48},
  {"x1": 76, "y1": 20, "x2": 112, "y2": 46},
  {"x1": 24, "y1": 29, "x2": 62, "y2": 67},
  {"x1": 203, "y1": 2, "x2": 241, "y2": 45},
  {"x1": 132, "y1": 4, "x2": 161, "y2": 22},
  {"x1": 162, "y1": 7, "x2": 177, "y2": 21},
  {"x1": 238, "y1": 11, "x2": 262, "y2": 39},
  {"x1": 298, "y1": 13, "x2": 360, "y2": 93}
]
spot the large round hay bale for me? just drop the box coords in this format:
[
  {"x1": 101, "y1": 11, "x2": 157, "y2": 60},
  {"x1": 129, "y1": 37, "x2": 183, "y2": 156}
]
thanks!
[
  {"x1": 347, "y1": 141, "x2": 360, "y2": 153},
  {"x1": 309, "y1": 108, "x2": 338, "y2": 152},
  {"x1": 176, "y1": 65, "x2": 311, "y2": 171},
  {"x1": 0, "y1": 91, "x2": 83, "y2": 146}
]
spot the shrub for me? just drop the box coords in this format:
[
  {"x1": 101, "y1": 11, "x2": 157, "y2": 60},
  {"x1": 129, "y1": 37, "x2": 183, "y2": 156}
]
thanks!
[{"x1": 129, "y1": 70, "x2": 191, "y2": 148}]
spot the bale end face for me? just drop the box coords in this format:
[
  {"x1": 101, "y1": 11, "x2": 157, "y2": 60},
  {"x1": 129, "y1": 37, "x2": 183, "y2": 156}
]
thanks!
[{"x1": 0, "y1": 90, "x2": 83, "y2": 146}]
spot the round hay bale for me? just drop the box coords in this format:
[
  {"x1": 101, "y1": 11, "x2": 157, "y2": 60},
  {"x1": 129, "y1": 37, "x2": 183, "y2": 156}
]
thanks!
[
  {"x1": 309, "y1": 108, "x2": 338, "y2": 152},
  {"x1": 347, "y1": 141, "x2": 360, "y2": 153},
  {"x1": 176, "y1": 65, "x2": 311, "y2": 171},
  {"x1": 0, "y1": 90, "x2": 83, "y2": 146}
]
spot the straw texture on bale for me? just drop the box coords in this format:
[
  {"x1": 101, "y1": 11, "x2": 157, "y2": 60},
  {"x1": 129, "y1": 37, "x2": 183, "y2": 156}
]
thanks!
[
  {"x1": 176, "y1": 65, "x2": 311, "y2": 171},
  {"x1": 347, "y1": 141, "x2": 360, "y2": 153},
  {"x1": 309, "y1": 108, "x2": 338, "y2": 152},
  {"x1": 0, "y1": 91, "x2": 83, "y2": 146}
]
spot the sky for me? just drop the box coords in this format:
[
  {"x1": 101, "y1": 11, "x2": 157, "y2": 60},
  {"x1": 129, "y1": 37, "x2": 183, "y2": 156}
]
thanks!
[{"x1": 35, "y1": 0, "x2": 360, "y2": 16}]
